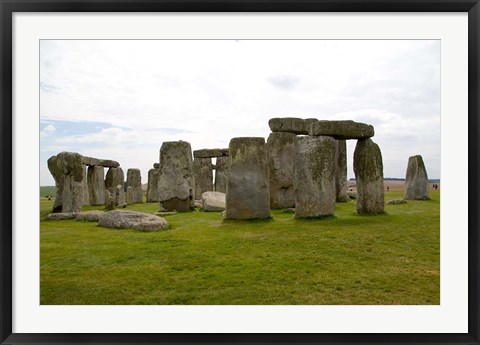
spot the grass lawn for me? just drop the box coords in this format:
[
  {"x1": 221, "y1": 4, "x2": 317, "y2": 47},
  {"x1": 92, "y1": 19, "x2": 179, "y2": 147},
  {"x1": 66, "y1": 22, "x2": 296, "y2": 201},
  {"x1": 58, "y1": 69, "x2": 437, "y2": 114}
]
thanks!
[{"x1": 40, "y1": 190, "x2": 439, "y2": 305}]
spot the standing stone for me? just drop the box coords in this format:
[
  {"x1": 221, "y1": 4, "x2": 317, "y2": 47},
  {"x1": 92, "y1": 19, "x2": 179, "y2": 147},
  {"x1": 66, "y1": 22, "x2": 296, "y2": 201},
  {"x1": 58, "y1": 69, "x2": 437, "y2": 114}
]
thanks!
[
  {"x1": 225, "y1": 137, "x2": 270, "y2": 220},
  {"x1": 267, "y1": 132, "x2": 296, "y2": 209},
  {"x1": 146, "y1": 168, "x2": 160, "y2": 202},
  {"x1": 158, "y1": 141, "x2": 195, "y2": 212},
  {"x1": 87, "y1": 166, "x2": 105, "y2": 206},
  {"x1": 335, "y1": 140, "x2": 349, "y2": 202},
  {"x1": 353, "y1": 138, "x2": 384, "y2": 214},
  {"x1": 193, "y1": 157, "x2": 213, "y2": 199},
  {"x1": 214, "y1": 156, "x2": 229, "y2": 193},
  {"x1": 105, "y1": 167, "x2": 125, "y2": 205},
  {"x1": 47, "y1": 152, "x2": 84, "y2": 213},
  {"x1": 126, "y1": 168, "x2": 143, "y2": 203},
  {"x1": 47, "y1": 155, "x2": 65, "y2": 213},
  {"x1": 294, "y1": 136, "x2": 336, "y2": 218},
  {"x1": 81, "y1": 164, "x2": 89, "y2": 206},
  {"x1": 126, "y1": 186, "x2": 134, "y2": 204},
  {"x1": 104, "y1": 190, "x2": 115, "y2": 210},
  {"x1": 404, "y1": 155, "x2": 429, "y2": 200}
]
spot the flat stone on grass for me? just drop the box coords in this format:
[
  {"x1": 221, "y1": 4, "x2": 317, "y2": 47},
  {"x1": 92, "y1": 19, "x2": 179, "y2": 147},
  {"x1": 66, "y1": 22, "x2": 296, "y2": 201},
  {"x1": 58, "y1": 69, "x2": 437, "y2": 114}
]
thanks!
[{"x1": 98, "y1": 210, "x2": 169, "y2": 232}]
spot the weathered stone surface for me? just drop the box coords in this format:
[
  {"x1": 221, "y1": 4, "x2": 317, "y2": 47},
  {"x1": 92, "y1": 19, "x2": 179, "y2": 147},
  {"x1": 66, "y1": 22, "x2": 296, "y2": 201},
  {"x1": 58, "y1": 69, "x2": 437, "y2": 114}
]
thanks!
[
  {"x1": 201, "y1": 191, "x2": 226, "y2": 211},
  {"x1": 387, "y1": 198, "x2": 407, "y2": 205},
  {"x1": 225, "y1": 137, "x2": 270, "y2": 220},
  {"x1": 153, "y1": 163, "x2": 160, "y2": 169},
  {"x1": 105, "y1": 167, "x2": 125, "y2": 205},
  {"x1": 156, "y1": 211, "x2": 178, "y2": 216},
  {"x1": 75, "y1": 210, "x2": 105, "y2": 221},
  {"x1": 353, "y1": 138, "x2": 384, "y2": 214},
  {"x1": 194, "y1": 200, "x2": 203, "y2": 209},
  {"x1": 45, "y1": 212, "x2": 78, "y2": 220},
  {"x1": 404, "y1": 155, "x2": 429, "y2": 200},
  {"x1": 47, "y1": 155, "x2": 65, "y2": 213},
  {"x1": 98, "y1": 210, "x2": 169, "y2": 231},
  {"x1": 146, "y1": 168, "x2": 160, "y2": 202},
  {"x1": 214, "y1": 156, "x2": 229, "y2": 193},
  {"x1": 158, "y1": 141, "x2": 195, "y2": 212},
  {"x1": 309, "y1": 120, "x2": 374, "y2": 139},
  {"x1": 104, "y1": 190, "x2": 115, "y2": 210},
  {"x1": 81, "y1": 165, "x2": 89, "y2": 206},
  {"x1": 81, "y1": 156, "x2": 120, "y2": 168},
  {"x1": 47, "y1": 152, "x2": 84, "y2": 213},
  {"x1": 194, "y1": 158, "x2": 213, "y2": 199},
  {"x1": 268, "y1": 117, "x2": 309, "y2": 134},
  {"x1": 294, "y1": 136, "x2": 336, "y2": 218},
  {"x1": 87, "y1": 166, "x2": 105, "y2": 206},
  {"x1": 126, "y1": 186, "x2": 134, "y2": 204},
  {"x1": 126, "y1": 168, "x2": 143, "y2": 203},
  {"x1": 267, "y1": 132, "x2": 296, "y2": 209},
  {"x1": 335, "y1": 140, "x2": 349, "y2": 202},
  {"x1": 193, "y1": 148, "x2": 229, "y2": 158}
]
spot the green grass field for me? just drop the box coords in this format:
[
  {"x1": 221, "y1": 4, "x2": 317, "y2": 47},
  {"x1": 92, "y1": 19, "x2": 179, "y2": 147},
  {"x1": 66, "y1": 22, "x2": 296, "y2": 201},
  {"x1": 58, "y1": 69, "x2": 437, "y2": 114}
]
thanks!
[{"x1": 40, "y1": 190, "x2": 439, "y2": 305}]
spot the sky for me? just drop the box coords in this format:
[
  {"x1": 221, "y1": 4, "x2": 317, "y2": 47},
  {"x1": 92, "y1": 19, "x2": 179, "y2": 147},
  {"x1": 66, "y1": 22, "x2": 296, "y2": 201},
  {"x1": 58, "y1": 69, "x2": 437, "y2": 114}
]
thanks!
[{"x1": 40, "y1": 39, "x2": 440, "y2": 185}]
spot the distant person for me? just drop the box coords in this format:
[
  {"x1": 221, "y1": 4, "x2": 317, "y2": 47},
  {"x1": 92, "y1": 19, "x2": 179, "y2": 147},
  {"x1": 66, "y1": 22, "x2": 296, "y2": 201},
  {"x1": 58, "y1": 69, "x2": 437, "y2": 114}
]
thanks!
[
  {"x1": 386, "y1": 186, "x2": 389, "y2": 192},
  {"x1": 47, "y1": 195, "x2": 51, "y2": 201}
]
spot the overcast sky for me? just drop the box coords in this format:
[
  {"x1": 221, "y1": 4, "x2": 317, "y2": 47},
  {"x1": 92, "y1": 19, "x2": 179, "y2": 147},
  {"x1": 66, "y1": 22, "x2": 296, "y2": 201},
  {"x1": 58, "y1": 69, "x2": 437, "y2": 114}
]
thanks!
[{"x1": 40, "y1": 39, "x2": 440, "y2": 185}]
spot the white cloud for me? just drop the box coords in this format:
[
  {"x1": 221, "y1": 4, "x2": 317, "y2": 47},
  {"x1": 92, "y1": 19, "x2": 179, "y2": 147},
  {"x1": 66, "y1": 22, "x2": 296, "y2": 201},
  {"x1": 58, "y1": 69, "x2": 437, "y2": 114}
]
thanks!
[{"x1": 40, "y1": 39, "x2": 440, "y2": 185}]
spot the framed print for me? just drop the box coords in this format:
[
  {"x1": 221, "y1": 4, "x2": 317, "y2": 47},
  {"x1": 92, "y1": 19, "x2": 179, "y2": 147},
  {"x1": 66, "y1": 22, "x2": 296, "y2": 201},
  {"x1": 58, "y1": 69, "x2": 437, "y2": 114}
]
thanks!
[{"x1": 1, "y1": 1, "x2": 479, "y2": 344}]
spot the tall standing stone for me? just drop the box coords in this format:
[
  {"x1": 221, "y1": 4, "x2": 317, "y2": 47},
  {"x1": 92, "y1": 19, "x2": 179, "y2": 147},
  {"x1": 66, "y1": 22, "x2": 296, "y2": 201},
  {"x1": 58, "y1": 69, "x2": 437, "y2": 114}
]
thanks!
[
  {"x1": 193, "y1": 157, "x2": 213, "y2": 199},
  {"x1": 335, "y1": 140, "x2": 349, "y2": 202},
  {"x1": 126, "y1": 168, "x2": 143, "y2": 203},
  {"x1": 87, "y1": 166, "x2": 105, "y2": 205},
  {"x1": 48, "y1": 152, "x2": 84, "y2": 213},
  {"x1": 146, "y1": 168, "x2": 160, "y2": 202},
  {"x1": 214, "y1": 156, "x2": 229, "y2": 193},
  {"x1": 47, "y1": 155, "x2": 65, "y2": 213},
  {"x1": 404, "y1": 155, "x2": 429, "y2": 200},
  {"x1": 81, "y1": 164, "x2": 89, "y2": 206},
  {"x1": 294, "y1": 136, "x2": 336, "y2": 218},
  {"x1": 105, "y1": 167, "x2": 125, "y2": 206},
  {"x1": 225, "y1": 137, "x2": 270, "y2": 220},
  {"x1": 353, "y1": 138, "x2": 384, "y2": 214},
  {"x1": 158, "y1": 141, "x2": 195, "y2": 212},
  {"x1": 267, "y1": 132, "x2": 296, "y2": 209}
]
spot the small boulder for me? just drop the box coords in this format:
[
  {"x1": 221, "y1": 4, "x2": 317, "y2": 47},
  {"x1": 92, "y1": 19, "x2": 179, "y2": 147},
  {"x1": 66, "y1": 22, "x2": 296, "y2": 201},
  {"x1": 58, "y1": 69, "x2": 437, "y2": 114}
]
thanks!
[
  {"x1": 98, "y1": 210, "x2": 169, "y2": 232},
  {"x1": 201, "y1": 191, "x2": 226, "y2": 212}
]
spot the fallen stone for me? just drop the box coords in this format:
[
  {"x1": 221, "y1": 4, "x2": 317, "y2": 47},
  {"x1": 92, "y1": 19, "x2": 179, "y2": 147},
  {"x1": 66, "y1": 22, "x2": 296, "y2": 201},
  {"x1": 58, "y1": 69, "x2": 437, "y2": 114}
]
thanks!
[
  {"x1": 75, "y1": 210, "x2": 105, "y2": 221},
  {"x1": 347, "y1": 191, "x2": 357, "y2": 200},
  {"x1": 155, "y1": 211, "x2": 178, "y2": 216},
  {"x1": 267, "y1": 132, "x2": 296, "y2": 209},
  {"x1": 193, "y1": 148, "x2": 229, "y2": 158},
  {"x1": 194, "y1": 200, "x2": 203, "y2": 209},
  {"x1": 202, "y1": 191, "x2": 226, "y2": 211},
  {"x1": 225, "y1": 137, "x2": 270, "y2": 220},
  {"x1": 353, "y1": 138, "x2": 385, "y2": 214},
  {"x1": 98, "y1": 210, "x2": 169, "y2": 231},
  {"x1": 309, "y1": 120, "x2": 374, "y2": 139},
  {"x1": 45, "y1": 212, "x2": 78, "y2": 220},
  {"x1": 387, "y1": 199, "x2": 407, "y2": 205},
  {"x1": 294, "y1": 136, "x2": 336, "y2": 218},
  {"x1": 404, "y1": 155, "x2": 429, "y2": 200},
  {"x1": 158, "y1": 141, "x2": 195, "y2": 212}
]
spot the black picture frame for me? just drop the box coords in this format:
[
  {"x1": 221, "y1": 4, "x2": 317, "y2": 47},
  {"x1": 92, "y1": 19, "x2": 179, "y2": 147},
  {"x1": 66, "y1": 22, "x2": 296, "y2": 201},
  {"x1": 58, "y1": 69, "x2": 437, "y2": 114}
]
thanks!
[{"x1": 1, "y1": 1, "x2": 479, "y2": 344}]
